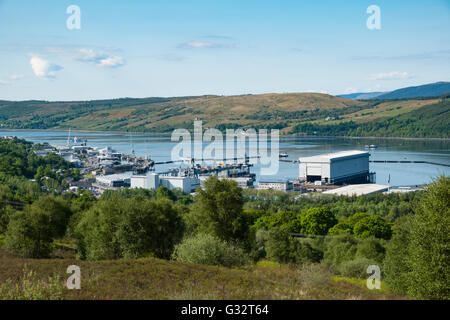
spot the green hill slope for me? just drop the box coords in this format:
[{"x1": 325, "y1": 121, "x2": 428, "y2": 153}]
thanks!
[
  {"x1": 0, "y1": 93, "x2": 447, "y2": 138},
  {"x1": 0, "y1": 248, "x2": 403, "y2": 300}
]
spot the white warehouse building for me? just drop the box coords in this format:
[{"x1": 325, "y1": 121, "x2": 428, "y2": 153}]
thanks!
[
  {"x1": 131, "y1": 173, "x2": 200, "y2": 193},
  {"x1": 299, "y1": 150, "x2": 374, "y2": 185}
]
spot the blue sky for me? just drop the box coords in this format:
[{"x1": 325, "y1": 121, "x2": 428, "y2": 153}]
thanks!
[{"x1": 0, "y1": 0, "x2": 449, "y2": 100}]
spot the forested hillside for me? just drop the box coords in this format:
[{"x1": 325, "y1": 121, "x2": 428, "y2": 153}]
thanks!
[{"x1": 0, "y1": 93, "x2": 447, "y2": 138}]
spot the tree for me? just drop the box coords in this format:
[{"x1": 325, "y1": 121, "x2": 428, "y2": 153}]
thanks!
[
  {"x1": 265, "y1": 227, "x2": 293, "y2": 263},
  {"x1": 323, "y1": 234, "x2": 358, "y2": 272},
  {"x1": 353, "y1": 215, "x2": 392, "y2": 239},
  {"x1": 300, "y1": 207, "x2": 337, "y2": 235},
  {"x1": 384, "y1": 216, "x2": 413, "y2": 294},
  {"x1": 407, "y1": 176, "x2": 449, "y2": 299},
  {"x1": 328, "y1": 212, "x2": 370, "y2": 236},
  {"x1": 264, "y1": 228, "x2": 322, "y2": 264},
  {"x1": 75, "y1": 196, "x2": 184, "y2": 260},
  {"x1": 4, "y1": 207, "x2": 54, "y2": 258},
  {"x1": 187, "y1": 176, "x2": 247, "y2": 244},
  {"x1": 30, "y1": 196, "x2": 72, "y2": 238}
]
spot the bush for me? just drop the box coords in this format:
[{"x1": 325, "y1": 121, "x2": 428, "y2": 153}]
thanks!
[
  {"x1": 172, "y1": 233, "x2": 249, "y2": 268},
  {"x1": 355, "y1": 237, "x2": 386, "y2": 264},
  {"x1": 0, "y1": 269, "x2": 64, "y2": 300},
  {"x1": 265, "y1": 228, "x2": 323, "y2": 264},
  {"x1": 323, "y1": 235, "x2": 357, "y2": 272},
  {"x1": 265, "y1": 228, "x2": 293, "y2": 263},
  {"x1": 339, "y1": 257, "x2": 378, "y2": 278}
]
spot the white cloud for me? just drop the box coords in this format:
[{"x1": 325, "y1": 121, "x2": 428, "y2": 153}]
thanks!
[
  {"x1": 0, "y1": 79, "x2": 9, "y2": 86},
  {"x1": 98, "y1": 55, "x2": 125, "y2": 67},
  {"x1": 77, "y1": 48, "x2": 125, "y2": 68},
  {"x1": 370, "y1": 71, "x2": 411, "y2": 80},
  {"x1": 178, "y1": 41, "x2": 232, "y2": 49},
  {"x1": 30, "y1": 56, "x2": 62, "y2": 79}
]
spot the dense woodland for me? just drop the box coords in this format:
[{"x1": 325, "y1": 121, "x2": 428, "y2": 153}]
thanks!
[
  {"x1": 0, "y1": 138, "x2": 448, "y2": 299},
  {"x1": 291, "y1": 97, "x2": 450, "y2": 138}
]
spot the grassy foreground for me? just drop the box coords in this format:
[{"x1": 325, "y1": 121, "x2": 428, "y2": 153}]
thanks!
[{"x1": 0, "y1": 248, "x2": 404, "y2": 300}]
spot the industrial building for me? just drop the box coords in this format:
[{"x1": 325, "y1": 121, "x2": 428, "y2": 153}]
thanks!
[
  {"x1": 94, "y1": 173, "x2": 131, "y2": 189},
  {"x1": 258, "y1": 180, "x2": 293, "y2": 192},
  {"x1": 198, "y1": 176, "x2": 255, "y2": 189},
  {"x1": 322, "y1": 184, "x2": 389, "y2": 196},
  {"x1": 131, "y1": 173, "x2": 200, "y2": 194},
  {"x1": 299, "y1": 150, "x2": 374, "y2": 185}
]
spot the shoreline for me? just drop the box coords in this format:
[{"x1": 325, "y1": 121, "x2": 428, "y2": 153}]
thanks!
[{"x1": 1, "y1": 128, "x2": 449, "y2": 141}]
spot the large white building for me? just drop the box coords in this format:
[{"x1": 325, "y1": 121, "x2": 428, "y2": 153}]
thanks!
[
  {"x1": 159, "y1": 176, "x2": 200, "y2": 193},
  {"x1": 131, "y1": 173, "x2": 160, "y2": 190},
  {"x1": 299, "y1": 150, "x2": 374, "y2": 184},
  {"x1": 258, "y1": 180, "x2": 293, "y2": 191},
  {"x1": 131, "y1": 173, "x2": 200, "y2": 193}
]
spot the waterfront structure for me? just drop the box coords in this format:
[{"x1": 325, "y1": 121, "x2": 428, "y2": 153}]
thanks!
[
  {"x1": 131, "y1": 173, "x2": 160, "y2": 189},
  {"x1": 298, "y1": 150, "x2": 374, "y2": 184},
  {"x1": 198, "y1": 175, "x2": 255, "y2": 189},
  {"x1": 258, "y1": 180, "x2": 293, "y2": 191},
  {"x1": 131, "y1": 173, "x2": 200, "y2": 193},
  {"x1": 322, "y1": 184, "x2": 388, "y2": 196},
  {"x1": 94, "y1": 173, "x2": 131, "y2": 189}
]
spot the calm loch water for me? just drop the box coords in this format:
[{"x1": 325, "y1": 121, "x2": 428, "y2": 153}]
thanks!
[{"x1": 2, "y1": 130, "x2": 449, "y2": 187}]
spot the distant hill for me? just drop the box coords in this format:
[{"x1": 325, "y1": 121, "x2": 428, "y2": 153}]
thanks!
[
  {"x1": 0, "y1": 91, "x2": 447, "y2": 138},
  {"x1": 338, "y1": 92, "x2": 385, "y2": 100},
  {"x1": 375, "y1": 82, "x2": 450, "y2": 100},
  {"x1": 339, "y1": 82, "x2": 450, "y2": 100}
]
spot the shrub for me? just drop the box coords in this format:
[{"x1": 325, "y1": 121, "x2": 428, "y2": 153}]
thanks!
[
  {"x1": 265, "y1": 228, "x2": 293, "y2": 263},
  {"x1": 298, "y1": 263, "x2": 332, "y2": 287},
  {"x1": 339, "y1": 257, "x2": 378, "y2": 278},
  {"x1": 172, "y1": 233, "x2": 249, "y2": 268},
  {"x1": 265, "y1": 228, "x2": 323, "y2": 264},
  {"x1": 355, "y1": 237, "x2": 386, "y2": 264},
  {"x1": 323, "y1": 235, "x2": 357, "y2": 272},
  {"x1": 0, "y1": 269, "x2": 64, "y2": 300}
]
